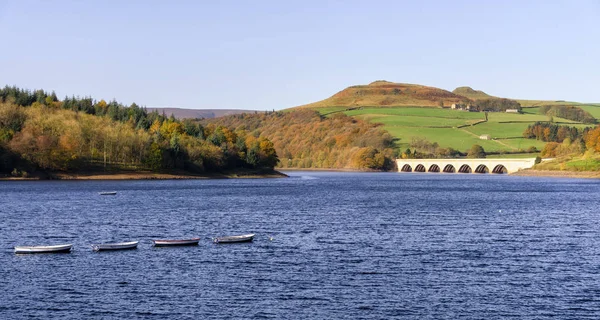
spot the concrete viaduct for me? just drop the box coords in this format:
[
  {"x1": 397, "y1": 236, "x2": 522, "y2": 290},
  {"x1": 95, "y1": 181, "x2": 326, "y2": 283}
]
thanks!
[{"x1": 396, "y1": 158, "x2": 537, "y2": 174}]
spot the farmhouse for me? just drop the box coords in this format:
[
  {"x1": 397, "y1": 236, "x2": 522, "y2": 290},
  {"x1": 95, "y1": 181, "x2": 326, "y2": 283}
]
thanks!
[
  {"x1": 479, "y1": 134, "x2": 491, "y2": 140},
  {"x1": 451, "y1": 103, "x2": 479, "y2": 112},
  {"x1": 506, "y1": 109, "x2": 520, "y2": 113}
]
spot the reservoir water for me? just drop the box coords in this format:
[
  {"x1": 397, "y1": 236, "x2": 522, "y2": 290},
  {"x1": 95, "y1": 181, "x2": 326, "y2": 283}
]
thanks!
[{"x1": 1, "y1": 172, "x2": 600, "y2": 319}]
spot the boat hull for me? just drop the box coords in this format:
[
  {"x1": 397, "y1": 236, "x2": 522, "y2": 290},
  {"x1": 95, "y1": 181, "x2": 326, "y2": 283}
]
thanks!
[
  {"x1": 152, "y1": 238, "x2": 200, "y2": 247},
  {"x1": 14, "y1": 244, "x2": 73, "y2": 254},
  {"x1": 214, "y1": 234, "x2": 255, "y2": 244},
  {"x1": 91, "y1": 241, "x2": 139, "y2": 251},
  {"x1": 99, "y1": 192, "x2": 117, "y2": 195}
]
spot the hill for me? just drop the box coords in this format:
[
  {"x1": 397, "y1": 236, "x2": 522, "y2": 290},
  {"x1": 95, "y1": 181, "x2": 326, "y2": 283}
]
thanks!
[
  {"x1": 147, "y1": 107, "x2": 256, "y2": 119},
  {"x1": 297, "y1": 80, "x2": 470, "y2": 108},
  {"x1": 452, "y1": 86, "x2": 495, "y2": 100},
  {"x1": 292, "y1": 80, "x2": 600, "y2": 157},
  {"x1": 296, "y1": 80, "x2": 590, "y2": 109}
]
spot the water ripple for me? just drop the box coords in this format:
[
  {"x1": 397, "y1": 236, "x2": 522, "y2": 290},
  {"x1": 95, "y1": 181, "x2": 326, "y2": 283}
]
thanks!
[{"x1": 1, "y1": 173, "x2": 600, "y2": 319}]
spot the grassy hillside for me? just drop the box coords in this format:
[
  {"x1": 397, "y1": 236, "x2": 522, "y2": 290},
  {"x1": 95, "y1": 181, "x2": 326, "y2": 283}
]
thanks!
[
  {"x1": 297, "y1": 81, "x2": 469, "y2": 109},
  {"x1": 577, "y1": 105, "x2": 600, "y2": 119},
  {"x1": 514, "y1": 99, "x2": 583, "y2": 107},
  {"x1": 295, "y1": 81, "x2": 597, "y2": 157},
  {"x1": 320, "y1": 107, "x2": 596, "y2": 154},
  {"x1": 452, "y1": 86, "x2": 583, "y2": 107},
  {"x1": 534, "y1": 154, "x2": 600, "y2": 172}
]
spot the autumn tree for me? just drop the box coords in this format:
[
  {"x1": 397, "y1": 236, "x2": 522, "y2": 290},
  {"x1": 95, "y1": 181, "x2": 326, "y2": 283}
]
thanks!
[
  {"x1": 467, "y1": 144, "x2": 486, "y2": 158},
  {"x1": 585, "y1": 126, "x2": 600, "y2": 152},
  {"x1": 201, "y1": 109, "x2": 396, "y2": 170}
]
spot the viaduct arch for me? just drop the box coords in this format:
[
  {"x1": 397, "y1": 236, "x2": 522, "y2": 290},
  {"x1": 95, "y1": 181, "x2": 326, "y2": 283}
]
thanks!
[{"x1": 396, "y1": 158, "x2": 537, "y2": 174}]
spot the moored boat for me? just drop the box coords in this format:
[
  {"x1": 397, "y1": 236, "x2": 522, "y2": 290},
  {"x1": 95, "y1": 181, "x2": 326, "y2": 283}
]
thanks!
[
  {"x1": 99, "y1": 191, "x2": 117, "y2": 195},
  {"x1": 214, "y1": 233, "x2": 255, "y2": 244},
  {"x1": 91, "y1": 241, "x2": 139, "y2": 251},
  {"x1": 152, "y1": 238, "x2": 200, "y2": 247},
  {"x1": 14, "y1": 244, "x2": 73, "y2": 254}
]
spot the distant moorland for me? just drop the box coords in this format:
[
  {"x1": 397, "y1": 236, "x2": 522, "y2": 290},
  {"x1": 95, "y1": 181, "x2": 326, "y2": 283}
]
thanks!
[{"x1": 147, "y1": 107, "x2": 257, "y2": 120}]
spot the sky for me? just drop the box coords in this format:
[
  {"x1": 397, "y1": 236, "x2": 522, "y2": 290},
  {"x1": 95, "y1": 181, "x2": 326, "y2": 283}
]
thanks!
[{"x1": 0, "y1": 0, "x2": 599, "y2": 110}]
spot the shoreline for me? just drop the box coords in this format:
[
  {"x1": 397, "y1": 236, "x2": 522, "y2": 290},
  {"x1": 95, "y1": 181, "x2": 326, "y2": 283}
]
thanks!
[
  {"x1": 282, "y1": 168, "x2": 600, "y2": 179},
  {"x1": 510, "y1": 169, "x2": 600, "y2": 179},
  {"x1": 0, "y1": 170, "x2": 288, "y2": 181},
  {"x1": 277, "y1": 167, "x2": 376, "y2": 172},
  {"x1": 4, "y1": 167, "x2": 598, "y2": 180}
]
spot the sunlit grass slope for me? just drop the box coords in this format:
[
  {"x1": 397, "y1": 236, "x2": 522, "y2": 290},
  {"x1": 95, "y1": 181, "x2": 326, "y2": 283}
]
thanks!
[
  {"x1": 296, "y1": 81, "x2": 596, "y2": 155},
  {"x1": 321, "y1": 107, "x2": 591, "y2": 153}
]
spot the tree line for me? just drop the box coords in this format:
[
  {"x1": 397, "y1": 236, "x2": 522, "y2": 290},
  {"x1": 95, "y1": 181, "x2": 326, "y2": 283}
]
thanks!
[
  {"x1": 400, "y1": 137, "x2": 494, "y2": 159},
  {"x1": 400, "y1": 138, "x2": 462, "y2": 159},
  {"x1": 531, "y1": 123, "x2": 600, "y2": 158},
  {"x1": 523, "y1": 122, "x2": 590, "y2": 143},
  {"x1": 1, "y1": 85, "x2": 168, "y2": 130},
  {"x1": 539, "y1": 105, "x2": 596, "y2": 124},
  {"x1": 0, "y1": 87, "x2": 278, "y2": 177},
  {"x1": 473, "y1": 98, "x2": 522, "y2": 112}
]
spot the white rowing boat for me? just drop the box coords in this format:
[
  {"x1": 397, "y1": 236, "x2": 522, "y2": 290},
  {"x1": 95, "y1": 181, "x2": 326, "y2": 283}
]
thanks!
[
  {"x1": 91, "y1": 241, "x2": 139, "y2": 251},
  {"x1": 214, "y1": 233, "x2": 255, "y2": 244},
  {"x1": 152, "y1": 238, "x2": 200, "y2": 247},
  {"x1": 99, "y1": 191, "x2": 117, "y2": 195},
  {"x1": 14, "y1": 244, "x2": 73, "y2": 254}
]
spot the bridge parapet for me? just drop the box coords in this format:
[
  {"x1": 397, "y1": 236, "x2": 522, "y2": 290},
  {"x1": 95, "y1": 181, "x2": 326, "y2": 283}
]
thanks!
[{"x1": 396, "y1": 158, "x2": 536, "y2": 174}]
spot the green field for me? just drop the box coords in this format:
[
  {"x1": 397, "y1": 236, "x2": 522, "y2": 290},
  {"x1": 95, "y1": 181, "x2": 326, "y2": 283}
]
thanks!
[
  {"x1": 494, "y1": 138, "x2": 546, "y2": 151},
  {"x1": 535, "y1": 155, "x2": 600, "y2": 171},
  {"x1": 345, "y1": 107, "x2": 484, "y2": 119},
  {"x1": 384, "y1": 126, "x2": 508, "y2": 152},
  {"x1": 486, "y1": 152, "x2": 543, "y2": 159},
  {"x1": 578, "y1": 105, "x2": 600, "y2": 119},
  {"x1": 320, "y1": 107, "x2": 590, "y2": 154},
  {"x1": 463, "y1": 123, "x2": 534, "y2": 138},
  {"x1": 521, "y1": 107, "x2": 541, "y2": 115},
  {"x1": 515, "y1": 99, "x2": 582, "y2": 107},
  {"x1": 523, "y1": 105, "x2": 600, "y2": 121},
  {"x1": 354, "y1": 114, "x2": 478, "y2": 128}
]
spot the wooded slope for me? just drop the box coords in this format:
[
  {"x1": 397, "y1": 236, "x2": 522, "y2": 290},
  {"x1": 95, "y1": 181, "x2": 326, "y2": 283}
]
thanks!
[
  {"x1": 0, "y1": 86, "x2": 278, "y2": 178},
  {"x1": 202, "y1": 110, "x2": 397, "y2": 170}
]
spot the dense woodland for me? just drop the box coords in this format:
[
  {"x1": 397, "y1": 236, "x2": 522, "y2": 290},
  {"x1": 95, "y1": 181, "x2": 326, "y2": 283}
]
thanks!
[
  {"x1": 523, "y1": 122, "x2": 589, "y2": 143},
  {"x1": 201, "y1": 109, "x2": 397, "y2": 170},
  {"x1": 523, "y1": 122, "x2": 600, "y2": 158},
  {"x1": 0, "y1": 86, "x2": 278, "y2": 177},
  {"x1": 538, "y1": 105, "x2": 596, "y2": 124},
  {"x1": 523, "y1": 122, "x2": 599, "y2": 157}
]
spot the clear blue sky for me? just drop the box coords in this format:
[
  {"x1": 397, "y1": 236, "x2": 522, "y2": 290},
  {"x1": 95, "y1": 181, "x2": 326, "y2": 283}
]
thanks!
[{"x1": 1, "y1": 0, "x2": 599, "y2": 110}]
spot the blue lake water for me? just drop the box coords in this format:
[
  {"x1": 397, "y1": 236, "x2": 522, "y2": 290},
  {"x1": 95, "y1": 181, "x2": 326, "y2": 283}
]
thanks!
[{"x1": 1, "y1": 172, "x2": 600, "y2": 319}]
